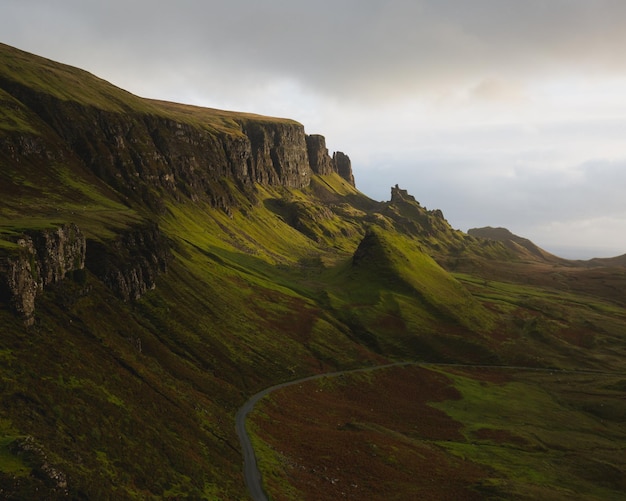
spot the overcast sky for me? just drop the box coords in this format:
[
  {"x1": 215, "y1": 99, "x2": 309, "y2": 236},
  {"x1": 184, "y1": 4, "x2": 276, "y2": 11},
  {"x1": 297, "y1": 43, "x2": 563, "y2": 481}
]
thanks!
[{"x1": 3, "y1": 0, "x2": 626, "y2": 258}]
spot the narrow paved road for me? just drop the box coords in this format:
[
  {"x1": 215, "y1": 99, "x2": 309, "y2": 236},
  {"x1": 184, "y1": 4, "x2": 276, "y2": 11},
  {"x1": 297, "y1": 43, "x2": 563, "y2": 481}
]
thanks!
[
  {"x1": 235, "y1": 361, "x2": 625, "y2": 500},
  {"x1": 235, "y1": 363, "x2": 410, "y2": 500}
]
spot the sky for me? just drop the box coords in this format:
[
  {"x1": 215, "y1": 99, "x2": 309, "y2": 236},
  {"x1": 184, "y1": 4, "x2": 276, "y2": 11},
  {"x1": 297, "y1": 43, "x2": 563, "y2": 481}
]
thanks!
[{"x1": 3, "y1": 0, "x2": 626, "y2": 258}]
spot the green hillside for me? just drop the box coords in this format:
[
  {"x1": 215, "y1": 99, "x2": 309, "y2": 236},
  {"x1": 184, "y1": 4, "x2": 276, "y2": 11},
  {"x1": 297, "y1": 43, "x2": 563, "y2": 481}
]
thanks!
[{"x1": 1, "y1": 44, "x2": 626, "y2": 499}]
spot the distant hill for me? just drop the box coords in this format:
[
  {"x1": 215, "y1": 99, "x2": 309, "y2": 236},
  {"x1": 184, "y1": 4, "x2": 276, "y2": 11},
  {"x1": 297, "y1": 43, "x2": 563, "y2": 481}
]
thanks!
[
  {"x1": 468, "y1": 227, "x2": 626, "y2": 268},
  {"x1": 584, "y1": 253, "x2": 626, "y2": 267},
  {"x1": 467, "y1": 226, "x2": 566, "y2": 263}
]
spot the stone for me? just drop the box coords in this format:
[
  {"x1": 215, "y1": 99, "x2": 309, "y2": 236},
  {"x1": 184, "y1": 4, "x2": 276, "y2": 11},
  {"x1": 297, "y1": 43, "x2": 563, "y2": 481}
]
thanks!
[
  {"x1": 0, "y1": 224, "x2": 86, "y2": 325},
  {"x1": 306, "y1": 134, "x2": 334, "y2": 176},
  {"x1": 332, "y1": 151, "x2": 355, "y2": 186}
]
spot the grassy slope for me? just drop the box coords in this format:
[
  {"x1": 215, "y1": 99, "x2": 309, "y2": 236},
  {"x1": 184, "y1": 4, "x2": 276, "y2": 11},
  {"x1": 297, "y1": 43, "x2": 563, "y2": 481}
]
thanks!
[
  {"x1": 251, "y1": 365, "x2": 626, "y2": 501},
  {"x1": 0, "y1": 42, "x2": 302, "y2": 249},
  {"x1": 0, "y1": 43, "x2": 297, "y2": 134},
  {"x1": 321, "y1": 226, "x2": 498, "y2": 361}
]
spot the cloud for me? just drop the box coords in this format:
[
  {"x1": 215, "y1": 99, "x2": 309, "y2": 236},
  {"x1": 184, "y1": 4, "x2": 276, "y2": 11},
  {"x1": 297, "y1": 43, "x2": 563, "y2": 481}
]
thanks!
[
  {"x1": 7, "y1": 0, "x2": 626, "y2": 102},
  {"x1": 468, "y1": 78, "x2": 528, "y2": 103}
]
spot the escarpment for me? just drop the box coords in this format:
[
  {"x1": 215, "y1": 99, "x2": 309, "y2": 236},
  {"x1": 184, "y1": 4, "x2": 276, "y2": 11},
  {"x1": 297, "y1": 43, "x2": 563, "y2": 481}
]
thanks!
[
  {"x1": 0, "y1": 224, "x2": 86, "y2": 325},
  {"x1": 0, "y1": 44, "x2": 356, "y2": 324},
  {"x1": 307, "y1": 134, "x2": 355, "y2": 186},
  {"x1": 1, "y1": 51, "x2": 355, "y2": 211},
  {"x1": 85, "y1": 222, "x2": 171, "y2": 302},
  {"x1": 0, "y1": 221, "x2": 171, "y2": 323}
]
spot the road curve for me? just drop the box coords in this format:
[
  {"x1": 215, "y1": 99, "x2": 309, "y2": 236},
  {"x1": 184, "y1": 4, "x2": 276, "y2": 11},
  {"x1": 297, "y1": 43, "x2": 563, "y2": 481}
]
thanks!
[
  {"x1": 235, "y1": 363, "x2": 410, "y2": 500},
  {"x1": 235, "y1": 361, "x2": 625, "y2": 500}
]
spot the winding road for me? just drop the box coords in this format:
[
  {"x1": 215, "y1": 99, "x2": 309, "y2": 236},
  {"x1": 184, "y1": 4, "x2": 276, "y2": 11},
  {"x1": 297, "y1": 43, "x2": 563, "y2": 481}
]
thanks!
[
  {"x1": 235, "y1": 361, "x2": 624, "y2": 500},
  {"x1": 235, "y1": 363, "x2": 411, "y2": 501}
]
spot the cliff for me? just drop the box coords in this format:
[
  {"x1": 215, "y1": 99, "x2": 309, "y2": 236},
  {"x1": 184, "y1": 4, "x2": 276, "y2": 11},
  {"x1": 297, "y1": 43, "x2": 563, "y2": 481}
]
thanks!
[
  {"x1": 0, "y1": 43, "x2": 355, "y2": 322},
  {"x1": 85, "y1": 222, "x2": 171, "y2": 302},
  {"x1": 0, "y1": 44, "x2": 354, "y2": 213},
  {"x1": 333, "y1": 151, "x2": 355, "y2": 186},
  {"x1": 306, "y1": 134, "x2": 355, "y2": 186},
  {"x1": 0, "y1": 221, "x2": 171, "y2": 323},
  {"x1": 0, "y1": 224, "x2": 86, "y2": 325}
]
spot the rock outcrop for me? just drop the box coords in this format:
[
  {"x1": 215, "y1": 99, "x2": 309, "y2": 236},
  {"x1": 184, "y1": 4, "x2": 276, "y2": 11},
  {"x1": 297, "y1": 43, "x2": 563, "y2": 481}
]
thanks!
[
  {"x1": 241, "y1": 120, "x2": 311, "y2": 188},
  {"x1": 0, "y1": 224, "x2": 86, "y2": 325},
  {"x1": 306, "y1": 134, "x2": 355, "y2": 186},
  {"x1": 332, "y1": 151, "x2": 355, "y2": 186},
  {"x1": 0, "y1": 221, "x2": 171, "y2": 322},
  {"x1": 306, "y1": 134, "x2": 334, "y2": 176},
  {"x1": 85, "y1": 222, "x2": 171, "y2": 302},
  {"x1": 386, "y1": 185, "x2": 451, "y2": 239}
]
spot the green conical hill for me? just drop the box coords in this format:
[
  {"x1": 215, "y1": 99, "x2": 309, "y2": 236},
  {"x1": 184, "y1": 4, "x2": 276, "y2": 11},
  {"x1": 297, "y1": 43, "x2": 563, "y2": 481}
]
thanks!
[{"x1": 350, "y1": 227, "x2": 493, "y2": 330}]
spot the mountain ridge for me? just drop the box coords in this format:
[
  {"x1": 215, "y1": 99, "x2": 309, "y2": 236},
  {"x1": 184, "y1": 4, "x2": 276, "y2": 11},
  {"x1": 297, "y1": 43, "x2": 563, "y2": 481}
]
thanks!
[
  {"x1": 469, "y1": 225, "x2": 626, "y2": 266},
  {"x1": 468, "y1": 226, "x2": 565, "y2": 263},
  {"x1": 0, "y1": 43, "x2": 355, "y2": 216}
]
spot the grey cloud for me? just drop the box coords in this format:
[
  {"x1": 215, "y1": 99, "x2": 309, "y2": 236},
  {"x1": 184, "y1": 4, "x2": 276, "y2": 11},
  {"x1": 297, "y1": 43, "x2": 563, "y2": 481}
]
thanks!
[
  {"x1": 371, "y1": 154, "x2": 626, "y2": 255},
  {"x1": 6, "y1": 0, "x2": 626, "y2": 101}
]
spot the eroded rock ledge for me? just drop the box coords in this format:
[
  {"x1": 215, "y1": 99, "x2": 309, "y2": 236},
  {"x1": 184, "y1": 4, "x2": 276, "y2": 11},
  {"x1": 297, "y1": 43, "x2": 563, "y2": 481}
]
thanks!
[
  {"x1": 0, "y1": 222, "x2": 171, "y2": 323},
  {"x1": 0, "y1": 223, "x2": 86, "y2": 325},
  {"x1": 85, "y1": 222, "x2": 171, "y2": 302}
]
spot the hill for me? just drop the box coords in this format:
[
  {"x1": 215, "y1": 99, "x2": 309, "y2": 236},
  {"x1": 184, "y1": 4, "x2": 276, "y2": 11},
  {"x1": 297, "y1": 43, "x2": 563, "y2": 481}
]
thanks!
[
  {"x1": 1, "y1": 44, "x2": 626, "y2": 499},
  {"x1": 467, "y1": 226, "x2": 564, "y2": 262}
]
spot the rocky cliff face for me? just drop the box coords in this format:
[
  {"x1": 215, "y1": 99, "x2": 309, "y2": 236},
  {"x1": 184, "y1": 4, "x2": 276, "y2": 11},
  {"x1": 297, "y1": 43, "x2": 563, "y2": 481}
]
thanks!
[
  {"x1": 0, "y1": 224, "x2": 86, "y2": 325},
  {"x1": 332, "y1": 151, "x2": 355, "y2": 186},
  {"x1": 85, "y1": 222, "x2": 171, "y2": 302},
  {"x1": 0, "y1": 221, "x2": 171, "y2": 323},
  {"x1": 2, "y1": 77, "x2": 355, "y2": 211},
  {"x1": 306, "y1": 134, "x2": 355, "y2": 186},
  {"x1": 241, "y1": 120, "x2": 311, "y2": 188},
  {"x1": 306, "y1": 134, "x2": 334, "y2": 176}
]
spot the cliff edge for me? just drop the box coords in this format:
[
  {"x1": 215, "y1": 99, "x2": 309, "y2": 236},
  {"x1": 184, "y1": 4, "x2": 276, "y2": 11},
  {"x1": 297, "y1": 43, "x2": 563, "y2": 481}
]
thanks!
[{"x1": 0, "y1": 43, "x2": 355, "y2": 214}]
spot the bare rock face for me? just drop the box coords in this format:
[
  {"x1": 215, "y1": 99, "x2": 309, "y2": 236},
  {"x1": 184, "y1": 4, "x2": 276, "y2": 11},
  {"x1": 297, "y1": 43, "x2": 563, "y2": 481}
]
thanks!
[
  {"x1": 0, "y1": 224, "x2": 86, "y2": 325},
  {"x1": 0, "y1": 240, "x2": 39, "y2": 323},
  {"x1": 390, "y1": 184, "x2": 416, "y2": 204},
  {"x1": 332, "y1": 151, "x2": 355, "y2": 186},
  {"x1": 85, "y1": 222, "x2": 171, "y2": 302},
  {"x1": 29, "y1": 224, "x2": 86, "y2": 286},
  {"x1": 307, "y1": 135, "x2": 355, "y2": 186},
  {"x1": 241, "y1": 121, "x2": 312, "y2": 188},
  {"x1": 0, "y1": 221, "x2": 172, "y2": 322},
  {"x1": 306, "y1": 134, "x2": 334, "y2": 176}
]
